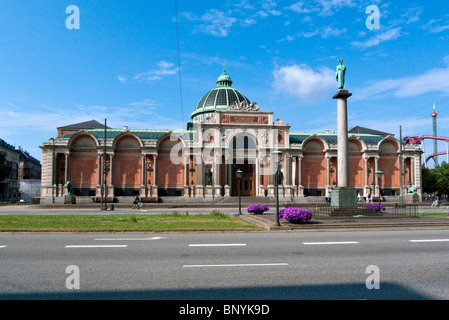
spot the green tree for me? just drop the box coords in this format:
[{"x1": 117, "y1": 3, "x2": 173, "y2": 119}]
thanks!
[
  {"x1": 422, "y1": 166, "x2": 437, "y2": 194},
  {"x1": 0, "y1": 151, "x2": 12, "y2": 196},
  {"x1": 435, "y1": 162, "x2": 449, "y2": 195}
]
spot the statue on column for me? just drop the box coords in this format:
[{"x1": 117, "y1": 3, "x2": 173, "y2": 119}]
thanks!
[{"x1": 336, "y1": 59, "x2": 346, "y2": 90}]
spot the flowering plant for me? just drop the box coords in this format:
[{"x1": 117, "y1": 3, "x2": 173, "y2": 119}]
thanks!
[
  {"x1": 279, "y1": 207, "x2": 312, "y2": 224},
  {"x1": 247, "y1": 204, "x2": 270, "y2": 215},
  {"x1": 362, "y1": 203, "x2": 385, "y2": 212}
]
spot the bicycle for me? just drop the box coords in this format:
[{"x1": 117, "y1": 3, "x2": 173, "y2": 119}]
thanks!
[{"x1": 132, "y1": 201, "x2": 143, "y2": 209}]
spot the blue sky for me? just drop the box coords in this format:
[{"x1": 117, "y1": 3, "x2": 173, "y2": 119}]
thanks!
[{"x1": 1, "y1": 0, "x2": 449, "y2": 167}]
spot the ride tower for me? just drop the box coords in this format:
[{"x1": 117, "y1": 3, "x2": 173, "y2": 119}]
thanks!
[{"x1": 431, "y1": 103, "x2": 438, "y2": 166}]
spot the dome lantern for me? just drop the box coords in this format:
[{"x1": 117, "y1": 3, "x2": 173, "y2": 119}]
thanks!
[{"x1": 191, "y1": 68, "x2": 251, "y2": 120}]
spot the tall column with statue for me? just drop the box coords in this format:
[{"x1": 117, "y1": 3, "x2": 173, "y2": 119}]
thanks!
[{"x1": 331, "y1": 59, "x2": 357, "y2": 209}]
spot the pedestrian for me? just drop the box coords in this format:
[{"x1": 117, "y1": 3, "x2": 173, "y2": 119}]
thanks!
[
  {"x1": 357, "y1": 191, "x2": 362, "y2": 202},
  {"x1": 367, "y1": 192, "x2": 372, "y2": 203},
  {"x1": 133, "y1": 196, "x2": 140, "y2": 209}
]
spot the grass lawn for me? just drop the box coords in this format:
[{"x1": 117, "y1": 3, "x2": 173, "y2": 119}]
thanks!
[
  {"x1": 417, "y1": 212, "x2": 449, "y2": 218},
  {"x1": 0, "y1": 212, "x2": 260, "y2": 232}
]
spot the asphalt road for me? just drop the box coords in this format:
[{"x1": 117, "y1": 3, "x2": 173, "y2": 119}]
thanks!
[{"x1": 1, "y1": 230, "x2": 449, "y2": 300}]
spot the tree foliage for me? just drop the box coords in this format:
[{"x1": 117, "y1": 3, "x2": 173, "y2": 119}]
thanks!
[
  {"x1": 422, "y1": 162, "x2": 449, "y2": 195},
  {"x1": 0, "y1": 151, "x2": 12, "y2": 195}
]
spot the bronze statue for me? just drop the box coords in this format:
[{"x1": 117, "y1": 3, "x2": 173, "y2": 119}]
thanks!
[
  {"x1": 205, "y1": 168, "x2": 213, "y2": 186},
  {"x1": 65, "y1": 181, "x2": 75, "y2": 195},
  {"x1": 336, "y1": 59, "x2": 346, "y2": 90}
]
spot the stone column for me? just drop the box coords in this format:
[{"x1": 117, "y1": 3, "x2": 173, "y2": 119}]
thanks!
[
  {"x1": 107, "y1": 154, "x2": 113, "y2": 198},
  {"x1": 140, "y1": 154, "x2": 146, "y2": 197},
  {"x1": 325, "y1": 155, "x2": 332, "y2": 195},
  {"x1": 64, "y1": 152, "x2": 70, "y2": 195},
  {"x1": 267, "y1": 155, "x2": 275, "y2": 197},
  {"x1": 195, "y1": 154, "x2": 204, "y2": 197},
  {"x1": 331, "y1": 90, "x2": 356, "y2": 208},
  {"x1": 152, "y1": 155, "x2": 158, "y2": 198},
  {"x1": 363, "y1": 155, "x2": 370, "y2": 196},
  {"x1": 183, "y1": 156, "x2": 190, "y2": 197},
  {"x1": 284, "y1": 154, "x2": 292, "y2": 197},
  {"x1": 96, "y1": 153, "x2": 102, "y2": 197},
  {"x1": 374, "y1": 156, "x2": 380, "y2": 198},
  {"x1": 297, "y1": 155, "x2": 304, "y2": 197},
  {"x1": 213, "y1": 154, "x2": 222, "y2": 196},
  {"x1": 414, "y1": 154, "x2": 422, "y2": 201}
]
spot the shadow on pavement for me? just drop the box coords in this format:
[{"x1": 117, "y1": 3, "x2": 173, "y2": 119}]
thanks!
[{"x1": 0, "y1": 282, "x2": 433, "y2": 300}]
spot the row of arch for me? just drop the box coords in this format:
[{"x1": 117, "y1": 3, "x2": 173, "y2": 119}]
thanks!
[
  {"x1": 66, "y1": 130, "x2": 402, "y2": 153},
  {"x1": 55, "y1": 130, "x2": 407, "y2": 197}
]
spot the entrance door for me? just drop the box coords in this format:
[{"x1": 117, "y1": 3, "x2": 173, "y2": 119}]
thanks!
[{"x1": 232, "y1": 162, "x2": 255, "y2": 196}]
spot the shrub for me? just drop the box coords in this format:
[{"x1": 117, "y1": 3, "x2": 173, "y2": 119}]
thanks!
[
  {"x1": 247, "y1": 204, "x2": 270, "y2": 215},
  {"x1": 279, "y1": 208, "x2": 312, "y2": 224},
  {"x1": 362, "y1": 203, "x2": 385, "y2": 212}
]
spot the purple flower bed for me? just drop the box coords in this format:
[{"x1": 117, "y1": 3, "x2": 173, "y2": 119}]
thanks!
[
  {"x1": 362, "y1": 203, "x2": 386, "y2": 212},
  {"x1": 279, "y1": 207, "x2": 312, "y2": 224},
  {"x1": 247, "y1": 204, "x2": 270, "y2": 215}
]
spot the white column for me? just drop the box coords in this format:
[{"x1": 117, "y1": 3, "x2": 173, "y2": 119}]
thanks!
[
  {"x1": 184, "y1": 155, "x2": 190, "y2": 197},
  {"x1": 296, "y1": 156, "x2": 303, "y2": 196},
  {"x1": 152, "y1": 155, "x2": 158, "y2": 197}
]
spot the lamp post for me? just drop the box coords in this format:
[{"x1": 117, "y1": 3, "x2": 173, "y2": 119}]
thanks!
[
  {"x1": 236, "y1": 169, "x2": 243, "y2": 215},
  {"x1": 375, "y1": 170, "x2": 383, "y2": 205},
  {"x1": 272, "y1": 150, "x2": 283, "y2": 227},
  {"x1": 101, "y1": 119, "x2": 108, "y2": 211}
]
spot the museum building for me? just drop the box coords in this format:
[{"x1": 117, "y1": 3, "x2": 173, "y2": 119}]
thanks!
[{"x1": 39, "y1": 69, "x2": 423, "y2": 204}]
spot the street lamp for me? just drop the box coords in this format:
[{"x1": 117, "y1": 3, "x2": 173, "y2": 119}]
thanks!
[
  {"x1": 375, "y1": 170, "x2": 383, "y2": 205},
  {"x1": 272, "y1": 150, "x2": 283, "y2": 227},
  {"x1": 236, "y1": 169, "x2": 243, "y2": 215}
]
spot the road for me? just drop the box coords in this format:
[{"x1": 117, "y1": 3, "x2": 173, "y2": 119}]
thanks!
[{"x1": 1, "y1": 230, "x2": 449, "y2": 300}]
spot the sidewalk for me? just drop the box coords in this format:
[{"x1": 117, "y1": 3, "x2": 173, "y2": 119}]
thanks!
[
  {"x1": 236, "y1": 213, "x2": 449, "y2": 231},
  {"x1": 1, "y1": 204, "x2": 449, "y2": 231}
]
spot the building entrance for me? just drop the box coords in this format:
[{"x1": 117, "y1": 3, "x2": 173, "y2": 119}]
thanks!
[{"x1": 232, "y1": 162, "x2": 255, "y2": 196}]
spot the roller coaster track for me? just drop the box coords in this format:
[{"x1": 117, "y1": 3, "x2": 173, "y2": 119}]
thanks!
[
  {"x1": 403, "y1": 135, "x2": 449, "y2": 165},
  {"x1": 403, "y1": 135, "x2": 449, "y2": 145},
  {"x1": 426, "y1": 152, "x2": 449, "y2": 163}
]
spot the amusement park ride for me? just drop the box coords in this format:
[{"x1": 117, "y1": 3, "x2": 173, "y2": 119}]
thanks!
[{"x1": 402, "y1": 104, "x2": 449, "y2": 166}]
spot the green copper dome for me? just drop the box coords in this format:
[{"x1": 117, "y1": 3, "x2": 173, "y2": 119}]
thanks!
[{"x1": 191, "y1": 69, "x2": 250, "y2": 119}]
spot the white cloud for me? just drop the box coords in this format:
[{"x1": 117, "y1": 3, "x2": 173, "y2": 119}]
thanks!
[
  {"x1": 287, "y1": 0, "x2": 355, "y2": 16},
  {"x1": 134, "y1": 61, "x2": 179, "y2": 83},
  {"x1": 354, "y1": 61, "x2": 449, "y2": 100},
  {"x1": 287, "y1": 1, "x2": 320, "y2": 14},
  {"x1": 182, "y1": 9, "x2": 237, "y2": 37},
  {"x1": 351, "y1": 27, "x2": 401, "y2": 49},
  {"x1": 444, "y1": 55, "x2": 449, "y2": 66},
  {"x1": 272, "y1": 64, "x2": 335, "y2": 103},
  {"x1": 430, "y1": 24, "x2": 449, "y2": 33},
  {"x1": 279, "y1": 27, "x2": 346, "y2": 42},
  {"x1": 117, "y1": 75, "x2": 127, "y2": 83}
]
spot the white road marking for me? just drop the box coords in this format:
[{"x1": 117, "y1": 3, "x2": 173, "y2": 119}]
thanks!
[
  {"x1": 65, "y1": 245, "x2": 128, "y2": 248},
  {"x1": 189, "y1": 244, "x2": 246, "y2": 247},
  {"x1": 0, "y1": 245, "x2": 7, "y2": 248},
  {"x1": 409, "y1": 239, "x2": 449, "y2": 243},
  {"x1": 95, "y1": 237, "x2": 166, "y2": 241},
  {"x1": 303, "y1": 241, "x2": 359, "y2": 245},
  {"x1": 183, "y1": 263, "x2": 288, "y2": 268}
]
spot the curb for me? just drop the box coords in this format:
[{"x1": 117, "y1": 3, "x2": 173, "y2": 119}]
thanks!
[{"x1": 236, "y1": 214, "x2": 449, "y2": 231}]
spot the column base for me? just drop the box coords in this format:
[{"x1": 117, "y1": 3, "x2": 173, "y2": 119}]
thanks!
[
  {"x1": 331, "y1": 187, "x2": 357, "y2": 209},
  {"x1": 224, "y1": 185, "x2": 230, "y2": 197}
]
